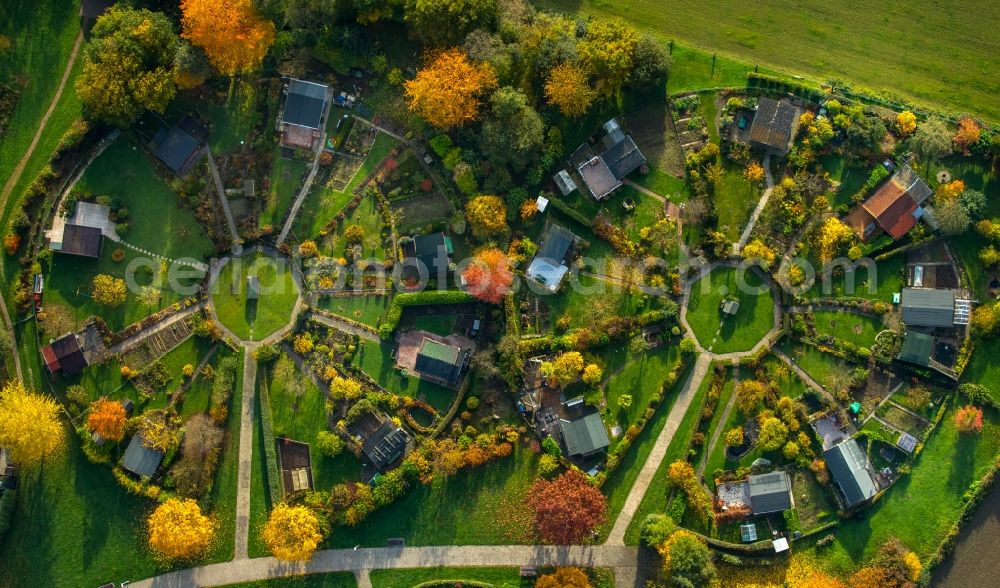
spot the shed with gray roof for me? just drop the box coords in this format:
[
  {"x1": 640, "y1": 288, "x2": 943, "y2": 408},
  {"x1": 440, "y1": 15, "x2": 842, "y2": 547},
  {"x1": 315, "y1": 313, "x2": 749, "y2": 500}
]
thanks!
[
  {"x1": 823, "y1": 438, "x2": 877, "y2": 508},
  {"x1": 901, "y1": 288, "x2": 956, "y2": 328},
  {"x1": 748, "y1": 471, "x2": 793, "y2": 514},
  {"x1": 559, "y1": 413, "x2": 610, "y2": 458}
]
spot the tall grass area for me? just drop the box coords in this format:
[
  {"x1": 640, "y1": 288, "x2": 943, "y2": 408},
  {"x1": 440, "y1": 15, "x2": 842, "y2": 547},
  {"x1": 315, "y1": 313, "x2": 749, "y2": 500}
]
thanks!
[{"x1": 539, "y1": 0, "x2": 1000, "y2": 122}]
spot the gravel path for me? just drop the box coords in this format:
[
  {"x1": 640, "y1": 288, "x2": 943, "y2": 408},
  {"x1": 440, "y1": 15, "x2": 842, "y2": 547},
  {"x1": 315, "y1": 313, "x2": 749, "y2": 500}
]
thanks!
[
  {"x1": 606, "y1": 353, "x2": 712, "y2": 545},
  {"x1": 734, "y1": 153, "x2": 773, "y2": 254}
]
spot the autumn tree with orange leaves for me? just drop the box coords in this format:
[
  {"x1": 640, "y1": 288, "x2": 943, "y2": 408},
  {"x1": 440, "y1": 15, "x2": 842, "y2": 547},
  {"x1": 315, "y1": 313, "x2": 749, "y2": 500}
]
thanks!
[
  {"x1": 87, "y1": 397, "x2": 127, "y2": 441},
  {"x1": 953, "y1": 117, "x2": 981, "y2": 154},
  {"x1": 405, "y1": 48, "x2": 497, "y2": 129},
  {"x1": 180, "y1": 0, "x2": 275, "y2": 75},
  {"x1": 527, "y1": 469, "x2": 607, "y2": 544},
  {"x1": 463, "y1": 248, "x2": 513, "y2": 304}
]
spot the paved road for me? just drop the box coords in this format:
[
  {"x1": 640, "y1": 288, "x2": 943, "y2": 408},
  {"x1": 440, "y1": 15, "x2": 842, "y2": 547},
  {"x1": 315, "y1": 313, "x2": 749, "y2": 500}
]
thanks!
[
  {"x1": 606, "y1": 353, "x2": 712, "y2": 544},
  {"x1": 130, "y1": 545, "x2": 644, "y2": 588},
  {"x1": 234, "y1": 349, "x2": 258, "y2": 560}
]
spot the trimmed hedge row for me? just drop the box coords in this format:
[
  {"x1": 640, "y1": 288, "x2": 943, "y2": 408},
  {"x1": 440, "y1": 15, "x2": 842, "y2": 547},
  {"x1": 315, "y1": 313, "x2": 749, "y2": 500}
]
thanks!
[
  {"x1": 257, "y1": 368, "x2": 284, "y2": 507},
  {"x1": 378, "y1": 290, "x2": 473, "y2": 338}
]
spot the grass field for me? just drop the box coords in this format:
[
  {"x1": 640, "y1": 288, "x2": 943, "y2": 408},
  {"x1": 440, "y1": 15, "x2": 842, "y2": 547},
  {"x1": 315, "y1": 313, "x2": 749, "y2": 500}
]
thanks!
[
  {"x1": 686, "y1": 266, "x2": 775, "y2": 353},
  {"x1": 316, "y1": 193, "x2": 387, "y2": 260},
  {"x1": 810, "y1": 310, "x2": 885, "y2": 348},
  {"x1": 778, "y1": 338, "x2": 852, "y2": 392},
  {"x1": 352, "y1": 340, "x2": 455, "y2": 412},
  {"x1": 212, "y1": 253, "x2": 299, "y2": 341},
  {"x1": 603, "y1": 345, "x2": 681, "y2": 435},
  {"x1": 370, "y1": 567, "x2": 522, "y2": 588},
  {"x1": 261, "y1": 148, "x2": 309, "y2": 229},
  {"x1": 315, "y1": 295, "x2": 391, "y2": 328},
  {"x1": 539, "y1": 0, "x2": 1000, "y2": 122},
  {"x1": 961, "y1": 337, "x2": 1000, "y2": 405},
  {"x1": 804, "y1": 255, "x2": 905, "y2": 303}
]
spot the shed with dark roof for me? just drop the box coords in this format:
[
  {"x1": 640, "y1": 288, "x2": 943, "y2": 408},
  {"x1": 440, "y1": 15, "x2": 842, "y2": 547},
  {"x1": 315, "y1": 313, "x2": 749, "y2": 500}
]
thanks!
[
  {"x1": 748, "y1": 471, "x2": 793, "y2": 514},
  {"x1": 897, "y1": 330, "x2": 934, "y2": 366},
  {"x1": 57, "y1": 224, "x2": 103, "y2": 258},
  {"x1": 121, "y1": 435, "x2": 163, "y2": 478},
  {"x1": 748, "y1": 98, "x2": 800, "y2": 153},
  {"x1": 282, "y1": 79, "x2": 329, "y2": 130},
  {"x1": 414, "y1": 338, "x2": 464, "y2": 386},
  {"x1": 559, "y1": 412, "x2": 610, "y2": 458},
  {"x1": 403, "y1": 232, "x2": 452, "y2": 278},
  {"x1": 153, "y1": 123, "x2": 204, "y2": 175},
  {"x1": 41, "y1": 333, "x2": 89, "y2": 375},
  {"x1": 823, "y1": 438, "x2": 877, "y2": 508},
  {"x1": 901, "y1": 288, "x2": 956, "y2": 328},
  {"x1": 361, "y1": 421, "x2": 411, "y2": 471}
]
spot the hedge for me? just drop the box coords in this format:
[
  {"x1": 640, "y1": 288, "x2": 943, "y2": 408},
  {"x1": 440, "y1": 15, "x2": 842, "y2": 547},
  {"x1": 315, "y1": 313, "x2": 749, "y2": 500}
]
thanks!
[
  {"x1": 0, "y1": 490, "x2": 15, "y2": 549},
  {"x1": 414, "y1": 581, "x2": 494, "y2": 588},
  {"x1": 257, "y1": 369, "x2": 284, "y2": 507},
  {"x1": 378, "y1": 290, "x2": 473, "y2": 338},
  {"x1": 545, "y1": 195, "x2": 594, "y2": 227}
]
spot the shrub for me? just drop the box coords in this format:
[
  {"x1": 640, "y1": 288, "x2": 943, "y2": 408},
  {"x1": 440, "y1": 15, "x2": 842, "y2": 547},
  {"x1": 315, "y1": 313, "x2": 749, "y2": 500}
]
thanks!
[
  {"x1": 542, "y1": 435, "x2": 562, "y2": 457},
  {"x1": 315, "y1": 431, "x2": 345, "y2": 457}
]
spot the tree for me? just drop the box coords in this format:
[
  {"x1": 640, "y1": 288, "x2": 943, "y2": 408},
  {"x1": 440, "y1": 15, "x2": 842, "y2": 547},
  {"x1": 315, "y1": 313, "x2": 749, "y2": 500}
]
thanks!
[
  {"x1": 658, "y1": 529, "x2": 716, "y2": 588},
  {"x1": 724, "y1": 427, "x2": 744, "y2": 447},
  {"x1": 172, "y1": 414, "x2": 224, "y2": 498},
  {"x1": 329, "y1": 376, "x2": 363, "y2": 401},
  {"x1": 582, "y1": 363, "x2": 603, "y2": 386},
  {"x1": 970, "y1": 302, "x2": 1000, "y2": 337},
  {"x1": 404, "y1": 0, "x2": 498, "y2": 47},
  {"x1": 743, "y1": 161, "x2": 765, "y2": 184},
  {"x1": 757, "y1": 416, "x2": 789, "y2": 452},
  {"x1": 550, "y1": 351, "x2": 584, "y2": 388},
  {"x1": 954, "y1": 405, "x2": 984, "y2": 434},
  {"x1": 137, "y1": 409, "x2": 180, "y2": 452},
  {"x1": 742, "y1": 238, "x2": 776, "y2": 268},
  {"x1": 148, "y1": 498, "x2": 215, "y2": 560},
  {"x1": 909, "y1": 117, "x2": 953, "y2": 161},
  {"x1": 480, "y1": 87, "x2": 544, "y2": 169},
  {"x1": 262, "y1": 504, "x2": 325, "y2": 561},
  {"x1": 783, "y1": 440, "x2": 800, "y2": 460},
  {"x1": 174, "y1": 40, "x2": 212, "y2": 89},
  {"x1": 953, "y1": 117, "x2": 981, "y2": 154},
  {"x1": 679, "y1": 338, "x2": 697, "y2": 354},
  {"x1": 181, "y1": 0, "x2": 274, "y2": 75},
  {"x1": 316, "y1": 431, "x2": 345, "y2": 456},
  {"x1": 895, "y1": 111, "x2": 917, "y2": 135},
  {"x1": 544, "y1": 62, "x2": 596, "y2": 117},
  {"x1": 577, "y1": 18, "x2": 638, "y2": 96},
  {"x1": 0, "y1": 380, "x2": 66, "y2": 465},
  {"x1": 527, "y1": 470, "x2": 607, "y2": 544},
  {"x1": 630, "y1": 35, "x2": 671, "y2": 85},
  {"x1": 979, "y1": 245, "x2": 1000, "y2": 267},
  {"x1": 76, "y1": 7, "x2": 180, "y2": 126},
  {"x1": 405, "y1": 48, "x2": 498, "y2": 129},
  {"x1": 618, "y1": 394, "x2": 633, "y2": 409},
  {"x1": 935, "y1": 198, "x2": 972, "y2": 235},
  {"x1": 465, "y1": 195, "x2": 508, "y2": 238},
  {"x1": 817, "y1": 217, "x2": 854, "y2": 263},
  {"x1": 87, "y1": 397, "x2": 127, "y2": 441},
  {"x1": 736, "y1": 380, "x2": 770, "y2": 414},
  {"x1": 959, "y1": 188, "x2": 987, "y2": 219},
  {"x1": 298, "y1": 240, "x2": 318, "y2": 257},
  {"x1": 92, "y1": 274, "x2": 127, "y2": 307},
  {"x1": 462, "y1": 247, "x2": 513, "y2": 304},
  {"x1": 536, "y1": 568, "x2": 591, "y2": 588},
  {"x1": 344, "y1": 224, "x2": 365, "y2": 245}
]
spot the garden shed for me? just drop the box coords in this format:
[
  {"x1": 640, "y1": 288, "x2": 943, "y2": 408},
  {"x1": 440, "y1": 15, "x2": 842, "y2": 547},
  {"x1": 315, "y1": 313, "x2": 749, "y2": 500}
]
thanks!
[
  {"x1": 414, "y1": 338, "x2": 465, "y2": 386},
  {"x1": 526, "y1": 223, "x2": 576, "y2": 292},
  {"x1": 559, "y1": 412, "x2": 610, "y2": 458},
  {"x1": 901, "y1": 288, "x2": 957, "y2": 328},
  {"x1": 40, "y1": 333, "x2": 89, "y2": 376},
  {"x1": 748, "y1": 98, "x2": 800, "y2": 154},
  {"x1": 823, "y1": 438, "x2": 877, "y2": 508},
  {"x1": 280, "y1": 78, "x2": 329, "y2": 149},
  {"x1": 121, "y1": 435, "x2": 163, "y2": 478},
  {"x1": 361, "y1": 420, "x2": 411, "y2": 471},
  {"x1": 897, "y1": 330, "x2": 934, "y2": 366},
  {"x1": 403, "y1": 232, "x2": 452, "y2": 278},
  {"x1": 152, "y1": 120, "x2": 205, "y2": 176},
  {"x1": 747, "y1": 471, "x2": 793, "y2": 514}
]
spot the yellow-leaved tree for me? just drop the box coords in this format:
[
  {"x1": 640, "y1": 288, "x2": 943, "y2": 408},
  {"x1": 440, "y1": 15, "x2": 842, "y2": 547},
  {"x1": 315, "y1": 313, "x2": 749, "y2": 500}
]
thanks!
[
  {"x1": 741, "y1": 239, "x2": 776, "y2": 269},
  {"x1": 816, "y1": 217, "x2": 854, "y2": 263},
  {"x1": 465, "y1": 195, "x2": 508, "y2": 238},
  {"x1": 148, "y1": 497, "x2": 216, "y2": 560},
  {"x1": 544, "y1": 63, "x2": 596, "y2": 117},
  {"x1": 262, "y1": 504, "x2": 324, "y2": 561},
  {"x1": 180, "y1": 0, "x2": 275, "y2": 76},
  {"x1": 0, "y1": 380, "x2": 66, "y2": 465},
  {"x1": 404, "y1": 48, "x2": 497, "y2": 129},
  {"x1": 92, "y1": 274, "x2": 127, "y2": 307},
  {"x1": 895, "y1": 111, "x2": 917, "y2": 136},
  {"x1": 536, "y1": 567, "x2": 592, "y2": 588},
  {"x1": 87, "y1": 396, "x2": 127, "y2": 441}
]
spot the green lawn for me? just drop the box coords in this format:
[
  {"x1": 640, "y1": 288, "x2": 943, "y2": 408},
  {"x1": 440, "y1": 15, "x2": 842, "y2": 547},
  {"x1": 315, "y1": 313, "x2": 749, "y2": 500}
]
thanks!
[
  {"x1": 686, "y1": 266, "x2": 775, "y2": 353},
  {"x1": 410, "y1": 313, "x2": 456, "y2": 337},
  {"x1": 220, "y1": 573, "x2": 356, "y2": 588},
  {"x1": 542, "y1": 273, "x2": 664, "y2": 333},
  {"x1": 804, "y1": 255, "x2": 905, "y2": 303},
  {"x1": 714, "y1": 162, "x2": 759, "y2": 242},
  {"x1": 326, "y1": 444, "x2": 538, "y2": 547},
  {"x1": 261, "y1": 147, "x2": 309, "y2": 229},
  {"x1": 249, "y1": 367, "x2": 271, "y2": 558},
  {"x1": 352, "y1": 340, "x2": 455, "y2": 412},
  {"x1": 621, "y1": 361, "x2": 712, "y2": 544},
  {"x1": 631, "y1": 167, "x2": 690, "y2": 202},
  {"x1": 204, "y1": 350, "x2": 246, "y2": 564},
  {"x1": 212, "y1": 252, "x2": 299, "y2": 341},
  {"x1": 317, "y1": 192, "x2": 387, "y2": 260},
  {"x1": 821, "y1": 154, "x2": 868, "y2": 210},
  {"x1": 292, "y1": 132, "x2": 398, "y2": 240},
  {"x1": 961, "y1": 337, "x2": 1000, "y2": 405},
  {"x1": 810, "y1": 309, "x2": 885, "y2": 349},
  {"x1": 315, "y1": 295, "x2": 391, "y2": 328},
  {"x1": 778, "y1": 338, "x2": 852, "y2": 392},
  {"x1": 370, "y1": 567, "x2": 521, "y2": 588},
  {"x1": 266, "y1": 359, "x2": 361, "y2": 489},
  {"x1": 538, "y1": 0, "x2": 1000, "y2": 122},
  {"x1": 811, "y1": 401, "x2": 1000, "y2": 577},
  {"x1": 603, "y1": 345, "x2": 681, "y2": 435}
]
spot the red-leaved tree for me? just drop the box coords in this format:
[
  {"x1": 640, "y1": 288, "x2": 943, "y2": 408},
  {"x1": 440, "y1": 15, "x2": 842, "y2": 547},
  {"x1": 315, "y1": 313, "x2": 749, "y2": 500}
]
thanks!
[
  {"x1": 954, "y1": 405, "x2": 984, "y2": 434},
  {"x1": 462, "y1": 247, "x2": 513, "y2": 304},
  {"x1": 527, "y1": 470, "x2": 607, "y2": 544}
]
